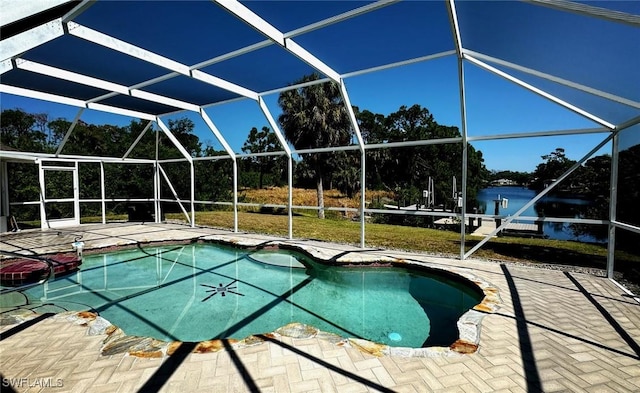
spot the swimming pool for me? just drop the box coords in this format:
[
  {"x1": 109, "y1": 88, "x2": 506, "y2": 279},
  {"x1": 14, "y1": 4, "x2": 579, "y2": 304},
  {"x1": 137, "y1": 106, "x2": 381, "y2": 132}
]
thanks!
[{"x1": 19, "y1": 243, "x2": 483, "y2": 348}]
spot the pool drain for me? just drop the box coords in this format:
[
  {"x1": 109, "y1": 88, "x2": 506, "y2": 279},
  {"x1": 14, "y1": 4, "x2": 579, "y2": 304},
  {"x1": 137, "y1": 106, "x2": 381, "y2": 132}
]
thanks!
[
  {"x1": 201, "y1": 279, "x2": 244, "y2": 302},
  {"x1": 388, "y1": 332, "x2": 402, "y2": 341}
]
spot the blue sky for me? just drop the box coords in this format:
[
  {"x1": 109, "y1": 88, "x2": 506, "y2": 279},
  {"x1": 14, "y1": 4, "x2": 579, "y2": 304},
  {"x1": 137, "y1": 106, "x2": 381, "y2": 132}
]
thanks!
[
  {"x1": 0, "y1": 57, "x2": 614, "y2": 173},
  {"x1": 2, "y1": 0, "x2": 637, "y2": 173}
]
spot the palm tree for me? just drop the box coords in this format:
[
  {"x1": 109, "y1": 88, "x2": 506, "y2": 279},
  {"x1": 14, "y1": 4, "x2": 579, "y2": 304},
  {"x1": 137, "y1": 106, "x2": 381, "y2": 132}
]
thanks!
[{"x1": 278, "y1": 73, "x2": 352, "y2": 219}]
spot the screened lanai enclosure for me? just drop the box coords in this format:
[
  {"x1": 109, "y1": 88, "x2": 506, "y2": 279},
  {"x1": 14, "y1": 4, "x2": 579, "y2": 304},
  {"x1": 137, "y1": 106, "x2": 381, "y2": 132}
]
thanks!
[{"x1": 1, "y1": 1, "x2": 639, "y2": 285}]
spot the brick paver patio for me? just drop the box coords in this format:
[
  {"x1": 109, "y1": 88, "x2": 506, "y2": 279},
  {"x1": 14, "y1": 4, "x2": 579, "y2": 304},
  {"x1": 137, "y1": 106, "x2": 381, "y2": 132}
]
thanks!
[{"x1": 1, "y1": 223, "x2": 639, "y2": 392}]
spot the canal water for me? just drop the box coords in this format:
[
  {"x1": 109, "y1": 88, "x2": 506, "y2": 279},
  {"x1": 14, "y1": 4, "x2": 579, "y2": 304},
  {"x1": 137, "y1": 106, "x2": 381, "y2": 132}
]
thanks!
[{"x1": 476, "y1": 186, "x2": 604, "y2": 243}]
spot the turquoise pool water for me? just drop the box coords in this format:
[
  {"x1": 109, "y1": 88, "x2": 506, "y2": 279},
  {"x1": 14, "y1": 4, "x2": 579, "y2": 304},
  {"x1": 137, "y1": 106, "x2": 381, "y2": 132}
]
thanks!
[{"x1": 20, "y1": 243, "x2": 482, "y2": 347}]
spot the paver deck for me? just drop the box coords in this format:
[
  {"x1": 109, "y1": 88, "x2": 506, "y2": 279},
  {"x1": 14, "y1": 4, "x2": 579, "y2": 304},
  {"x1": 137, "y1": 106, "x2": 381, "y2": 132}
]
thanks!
[{"x1": 1, "y1": 223, "x2": 639, "y2": 392}]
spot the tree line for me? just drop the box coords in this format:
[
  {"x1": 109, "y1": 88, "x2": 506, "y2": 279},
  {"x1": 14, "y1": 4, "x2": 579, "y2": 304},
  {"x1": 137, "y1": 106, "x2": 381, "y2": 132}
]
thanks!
[
  {"x1": 2, "y1": 73, "x2": 489, "y2": 223},
  {"x1": 3, "y1": 73, "x2": 638, "y2": 253}
]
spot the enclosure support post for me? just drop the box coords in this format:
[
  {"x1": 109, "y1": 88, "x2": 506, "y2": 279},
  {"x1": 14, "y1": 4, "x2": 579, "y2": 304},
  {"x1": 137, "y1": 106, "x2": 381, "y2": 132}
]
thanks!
[
  {"x1": 460, "y1": 142, "x2": 468, "y2": 259},
  {"x1": 606, "y1": 132, "x2": 619, "y2": 278},
  {"x1": 100, "y1": 161, "x2": 106, "y2": 224},
  {"x1": 457, "y1": 54, "x2": 469, "y2": 260},
  {"x1": 0, "y1": 161, "x2": 9, "y2": 221},
  {"x1": 257, "y1": 96, "x2": 293, "y2": 239},
  {"x1": 338, "y1": 79, "x2": 366, "y2": 248},
  {"x1": 199, "y1": 109, "x2": 238, "y2": 232},
  {"x1": 288, "y1": 156, "x2": 293, "y2": 239},
  {"x1": 73, "y1": 161, "x2": 80, "y2": 225},
  {"x1": 154, "y1": 124, "x2": 161, "y2": 223},
  {"x1": 190, "y1": 161, "x2": 195, "y2": 228},
  {"x1": 360, "y1": 149, "x2": 366, "y2": 248},
  {"x1": 233, "y1": 159, "x2": 238, "y2": 233},
  {"x1": 448, "y1": 0, "x2": 468, "y2": 259},
  {"x1": 37, "y1": 160, "x2": 48, "y2": 229}
]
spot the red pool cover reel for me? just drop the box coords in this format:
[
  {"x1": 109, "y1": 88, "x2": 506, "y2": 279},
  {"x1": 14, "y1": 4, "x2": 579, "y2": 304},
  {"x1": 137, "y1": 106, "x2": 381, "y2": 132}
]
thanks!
[{"x1": 0, "y1": 253, "x2": 81, "y2": 286}]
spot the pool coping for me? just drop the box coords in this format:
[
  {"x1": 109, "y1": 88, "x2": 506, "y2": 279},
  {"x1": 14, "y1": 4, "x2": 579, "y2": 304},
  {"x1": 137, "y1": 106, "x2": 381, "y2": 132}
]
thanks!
[{"x1": 1, "y1": 232, "x2": 501, "y2": 359}]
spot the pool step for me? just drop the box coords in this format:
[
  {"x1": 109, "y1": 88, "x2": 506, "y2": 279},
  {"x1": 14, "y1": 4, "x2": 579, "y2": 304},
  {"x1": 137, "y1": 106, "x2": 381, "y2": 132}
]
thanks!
[{"x1": 246, "y1": 251, "x2": 306, "y2": 268}]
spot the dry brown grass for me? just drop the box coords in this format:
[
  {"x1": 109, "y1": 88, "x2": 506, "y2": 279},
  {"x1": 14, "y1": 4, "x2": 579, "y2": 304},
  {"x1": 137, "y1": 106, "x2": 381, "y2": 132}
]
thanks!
[{"x1": 239, "y1": 187, "x2": 394, "y2": 208}]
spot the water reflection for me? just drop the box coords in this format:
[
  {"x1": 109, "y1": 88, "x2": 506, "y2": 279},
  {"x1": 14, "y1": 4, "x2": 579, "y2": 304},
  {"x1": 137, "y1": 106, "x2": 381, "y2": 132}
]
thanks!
[{"x1": 477, "y1": 186, "x2": 602, "y2": 242}]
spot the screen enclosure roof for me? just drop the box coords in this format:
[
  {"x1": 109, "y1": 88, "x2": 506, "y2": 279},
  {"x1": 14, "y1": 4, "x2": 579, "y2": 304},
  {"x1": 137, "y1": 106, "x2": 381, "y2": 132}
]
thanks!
[{"x1": 1, "y1": 0, "x2": 639, "y2": 159}]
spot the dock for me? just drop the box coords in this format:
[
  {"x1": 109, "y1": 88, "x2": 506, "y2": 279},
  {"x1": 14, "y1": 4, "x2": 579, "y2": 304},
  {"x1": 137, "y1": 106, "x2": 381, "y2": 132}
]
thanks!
[
  {"x1": 384, "y1": 204, "x2": 544, "y2": 238},
  {"x1": 434, "y1": 217, "x2": 543, "y2": 238}
]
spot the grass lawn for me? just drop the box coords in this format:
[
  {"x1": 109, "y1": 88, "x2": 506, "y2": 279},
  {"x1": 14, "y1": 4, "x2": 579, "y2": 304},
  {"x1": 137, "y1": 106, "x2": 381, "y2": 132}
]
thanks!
[
  {"x1": 163, "y1": 208, "x2": 639, "y2": 287},
  {"x1": 70, "y1": 186, "x2": 638, "y2": 285},
  {"x1": 167, "y1": 209, "x2": 615, "y2": 265}
]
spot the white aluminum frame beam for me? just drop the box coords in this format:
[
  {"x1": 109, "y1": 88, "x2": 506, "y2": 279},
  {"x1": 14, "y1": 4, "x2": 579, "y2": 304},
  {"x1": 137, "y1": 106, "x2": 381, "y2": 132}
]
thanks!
[
  {"x1": 341, "y1": 50, "x2": 457, "y2": 80},
  {"x1": 447, "y1": 0, "x2": 463, "y2": 55},
  {"x1": 87, "y1": 103, "x2": 156, "y2": 121},
  {"x1": 199, "y1": 110, "x2": 236, "y2": 160},
  {"x1": 0, "y1": 84, "x2": 157, "y2": 120},
  {"x1": 467, "y1": 127, "x2": 609, "y2": 141},
  {"x1": 155, "y1": 118, "x2": 193, "y2": 163},
  {"x1": 616, "y1": 114, "x2": 640, "y2": 131},
  {"x1": 524, "y1": 0, "x2": 640, "y2": 27},
  {"x1": 72, "y1": 160, "x2": 80, "y2": 227},
  {"x1": 612, "y1": 220, "x2": 640, "y2": 236},
  {"x1": 364, "y1": 137, "x2": 462, "y2": 151},
  {"x1": 158, "y1": 164, "x2": 192, "y2": 225},
  {"x1": 282, "y1": 39, "x2": 340, "y2": 82},
  {"x1": 447, "y1": 0, "x2": 469, "y2": 258},
  {"x1": 0, "y1": 59, "x2": 12, "y2": 75},
  {"x1": 285, "y1": 0, "x2": 399, "y2": 38},
  {"x1": 199, "y1": 109, "x2": 238, "y2": 232},
  {"x1": 339, "y1": 80, "x2": 365, "y2": 150},
  {"x1": 15, "y1": 59, "x2": 205, "y2": 112},
  {"x1": 86, "y1": 73, "x2": 180, "y2": 106},
  {"x1": 123, "y1": 121, "x2": 154, "y2": 159},
  {"x1": 339, "y1": 79, "x2": 367, "y2": 247},
  {"x1": 0, "y1": 0, "x2": 70, "y2": 27},
  {"x1": 236, "y1": 150, "x2": 287, "y2": 159},
  {"x1": 190, "y1": 70, "x2": 258, "y2": 101},
  {"x1": 36, "y1": 0, "x2": 396, "y2": 115},
  {"x1": 131, "y1": 89, "x2": 200, "y2": 112},
  {"x1": 280, "y1": 137, "x2": 475, "y2": 156},
  {"x1": 258, "y1": 96, "x2": 291, "y2": 157},
  {"x1": 464, "y1": 54, "x2": 616, "y2": 130},
  {"x1": 61, "y1": 0, "x2": 94, "y2": 23},
  {"x1": 190, "y1": 160, "x2": 195, "y2": 227},
  {"x1": 464, "y1": 132, "x2": 615, "y2": 259},
  {"x1": 37, "y1": 160, "x2": 49, "y2": 229},
  {"x1": 66, "y1": 22, "x2": 189, "y2": 75},
  {"x1": 463, "y1": 49, "x2": 640, "y2": 109},
  {"x1": 0, "y1": 18, "x2": 64, "y2": 62},
  {"x1": 65, "y1": 21, "x2": 259, "y2": 101},
  {"x1": 606, "y1": 132, "x2": 619, "y2": 278},
  {"x1": 0, "y1": 83, "x2": 81, "y2": 107},
  {"x1": 191, "y1": 40, "x2": 272, "y2": 70},
  {"x1": 15, "y1": 58, "x2": 127, "y2": 94},
  {"x1": 0, "y1": 150, "x2": 155, "y2": 164},
  {"x1": 55, "y1": 108, "x2": 84, "y2": 156},
  {"x1": 100, "y1": 161, "x2": 106, "y2": 224},
  {"x1": 213, "y1": 0, "x2": 341, "y2": 82},
  {"x1": 0, "y1": 161, "x2": 8, "y2": 217},
  {"x1": 155, "y1": 128, "x2": 161, "y2": 223},
  {"x1": 259, "y1": 78, "x2": 332, "y2": 97},
  {"x1": 257, "y1": 96, "x2": 293, "y2": 237},
  {"x1": 294, "y1": 145, "x2": 361, "y2": 155}
]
